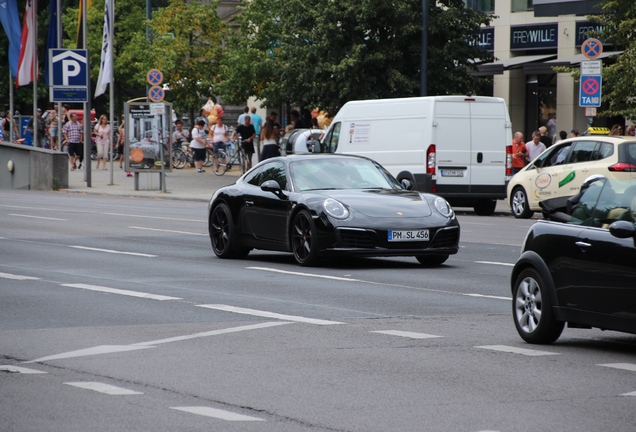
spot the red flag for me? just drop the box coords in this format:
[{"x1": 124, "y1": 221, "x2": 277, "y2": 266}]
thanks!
[{"x1": 16, "y1": 0, "x2": 35, "y2": 86}]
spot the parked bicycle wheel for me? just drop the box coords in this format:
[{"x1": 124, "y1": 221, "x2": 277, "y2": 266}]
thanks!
[
  {"x1": 213, "y1": 149, "x2": 228, "y2": 176},
  {"x1": 172, "y1": 148, "x2": 187, "y2": 169}
]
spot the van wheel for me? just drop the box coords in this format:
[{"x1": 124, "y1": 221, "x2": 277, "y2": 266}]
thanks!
[
  {"x1": 473, "y1": 199, "x2": 497, "y2": 216},
  {"x1": 511, "y1": 187, "x2": 533, "y2": 219}
]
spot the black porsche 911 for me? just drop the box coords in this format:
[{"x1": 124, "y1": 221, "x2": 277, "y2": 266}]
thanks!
[{"x1": 207, "y1": 154, "x2": 460, "y2": 266}]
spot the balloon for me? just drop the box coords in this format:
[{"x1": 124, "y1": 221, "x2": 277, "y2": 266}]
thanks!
[{"x1": 208, "y1": 113, "x2": 217, "y2": 124}]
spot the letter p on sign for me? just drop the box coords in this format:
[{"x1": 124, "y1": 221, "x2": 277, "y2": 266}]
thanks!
[{"x1": 62, "y1": 59, "x2": 81, "y2": 85}]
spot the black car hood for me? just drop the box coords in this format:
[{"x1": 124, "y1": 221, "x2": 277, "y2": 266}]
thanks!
[{"x1": 315, "y1": 189, "x2": 433, "y2": 218}]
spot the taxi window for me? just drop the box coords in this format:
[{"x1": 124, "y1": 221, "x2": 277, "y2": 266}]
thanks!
[
  {"x1": 596, "y1": 142, "x2": 614, "y2": 160},
  {"x1": 537, "y1": 143, "x2": 570, "y2": 167},
  {"x1": 565, "y1": 141, "x2": 598, "y2": 163}
]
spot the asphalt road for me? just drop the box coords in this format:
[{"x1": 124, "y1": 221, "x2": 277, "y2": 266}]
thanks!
[{"x1": 1, "y1": 190, "x2": 635, "y2": 432}]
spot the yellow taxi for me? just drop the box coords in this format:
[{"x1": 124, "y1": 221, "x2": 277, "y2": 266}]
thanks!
[{"x1": 508, "y1": 136, "x2": 636, "y2": 218}]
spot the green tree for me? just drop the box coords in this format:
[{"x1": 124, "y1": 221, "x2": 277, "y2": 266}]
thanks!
[
  {"x1": 121, "y1": 0, "x2": 226, "y2": 117},
  {"x1": 217, "y1": 0, "x2": 493, "y2": 112},
  {"x1": 586, "y1": 0, "x2": 636, "y2": 120}
]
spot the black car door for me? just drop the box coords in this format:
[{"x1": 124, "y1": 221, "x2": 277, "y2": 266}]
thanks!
[{"x1": 241, "y1": 161, "x2": 291, "y2": 245}]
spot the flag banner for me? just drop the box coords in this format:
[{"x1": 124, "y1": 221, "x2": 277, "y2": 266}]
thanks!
[
  {"x1": 16, "y1": 0, "x2": 34, "y2": 86},
  {"x1": 0, "y1": 0, "x2": 22, "y2": 78},
  {"x1": 76, "y1": 0, "x2": 92, "y2": 48},
  {"x1": 95, "y1": 0, "x2": 112, "y2": 97},
  {"x1": 45, "y1": 0, "x2": 59, "y2": 86}
]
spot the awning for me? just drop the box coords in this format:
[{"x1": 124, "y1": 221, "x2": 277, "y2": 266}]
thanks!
[
  {"x1": 524, "y1": 51, "x2": 623, "y2": 74},
  {"x1": 474, "y1": 54, "x2": 557, "y2": 76}
]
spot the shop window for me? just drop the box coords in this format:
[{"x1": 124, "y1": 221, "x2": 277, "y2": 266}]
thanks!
[
  {"x1": 512, "y1": 0, "x2": 533, "y2": 12},
  {"x1": 464, "y1": 0, "x2": 494, "y2": 13}
]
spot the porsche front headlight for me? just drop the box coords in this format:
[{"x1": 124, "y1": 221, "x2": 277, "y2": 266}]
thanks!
[
  {"x1": 434, "y1": 197, "x2": 454, "y2": 218},
  {"x1": 323, "y1": 198, "x2": 350, "y2": 219}
]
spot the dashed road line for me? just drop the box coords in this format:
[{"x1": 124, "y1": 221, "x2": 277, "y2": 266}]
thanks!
[
  {"x1": 68, "y1": 245, "x2": 157, "y2": 257},
  {"x1": 464, "y1": 293, "x2": 511, "y2": 301},
  {"x1": 171, "y1": 406, "x2": 264, "y2": 422},
  {"x1": 0, "y1": 365, "x2": 47, "y2": 374},
  {"x1": 248, "y1": 267, "x2": 360, "y2": 281},
  {"x1": 129, "y1": 226, "x2": 207, "y2": 236},
  {"x1": 197, "y1": 304, "x2": 345, "y2": 325},
  {"x1": 475, "y1": 261, "x2": 515, "y2": 267},
  {"x1": 8, "y1": 214, "x2": 67, "y2": 221},
  {"x1": 65, "y1": 382, "x2": 143, "y2": 395},
  {"x1": 25, "y1": 345, "x2": 154, "y2": 363},
  {"x1": 371, "y1": 330, "x2": 442, "y2": 339},
  {"x1": 598, "y1": 363, "x2": 636, "y2": 372},
  {"x1": 0, "y1": 272, "x2": 40, "y2": 280},
  {"x1": 61, "y1": 283, "x2": 181, "y2": 300},
  {"x1": 476, "y1": 345, "x2": 559, "y2": 356}
]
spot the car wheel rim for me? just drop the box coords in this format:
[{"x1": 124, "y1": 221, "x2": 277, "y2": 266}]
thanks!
[
  {"x1": 515, "y1": 276, "x2": 542, "y2": 334},
  {"x1": 211, "y1": 208, "x2": 230, "y2": 253},
  {"x1": 292, "y1": 214, "x2": 311, "y2": 261},
  {"x1": 512, "y1": 190, "x2": 526, "y2": 215}
]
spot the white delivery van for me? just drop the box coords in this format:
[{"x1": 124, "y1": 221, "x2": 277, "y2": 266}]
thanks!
[{"x1": 320, "y1": 96, "x2": 512, "y2": 215}]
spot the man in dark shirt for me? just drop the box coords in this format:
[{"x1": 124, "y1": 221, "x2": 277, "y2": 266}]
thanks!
[
  {"x1": 539, "y1": 126, "x2": 552, "y2": 148},
  {"x1": 232, "y1": 115, "x2": 256, "y2": 170}
]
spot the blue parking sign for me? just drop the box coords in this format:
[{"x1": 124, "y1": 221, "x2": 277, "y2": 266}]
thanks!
[
  {"x1": 50, "y1": 49, "x2": 88, "y2": 87},
  {"x1": 579, "y1": 75, "x2": 602, "y2": 107}
]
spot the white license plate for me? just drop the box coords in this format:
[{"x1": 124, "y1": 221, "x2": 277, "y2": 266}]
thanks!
[
  {"x1": 388, "y1": 230, "x2": 429, "y2": 242},
  {"x1": 440, "y1": 170, "x2": 464, "y2": 177}
]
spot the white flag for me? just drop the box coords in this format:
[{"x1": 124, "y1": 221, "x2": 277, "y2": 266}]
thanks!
[{"x1": 94, "y1": 0, "x2": 113, "y2": 97}]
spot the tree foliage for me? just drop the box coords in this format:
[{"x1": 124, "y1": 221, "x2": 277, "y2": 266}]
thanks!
[
  {"x1": 121, "y1": 0, "x2": 226, "y2": 116},
  {"x1": 217, "y1": 0, "x2": 493, "y2": 112},
  {"x1": 587, "y1": 0, "x2": 636, "y2": 120}
]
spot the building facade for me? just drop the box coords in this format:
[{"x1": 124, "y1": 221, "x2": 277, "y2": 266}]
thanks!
[{"x1": 472, "y1": 0, "x2": 621, "y2": 140}]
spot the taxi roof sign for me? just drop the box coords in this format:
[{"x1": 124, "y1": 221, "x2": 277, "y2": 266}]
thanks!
[{"x1": 583, "y1": 126, "x2": 610, "y2": 136}]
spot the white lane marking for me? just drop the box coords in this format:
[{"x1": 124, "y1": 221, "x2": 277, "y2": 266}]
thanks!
[
  {"x1": 25, "y1": 345, "x2": 154, "y2": 363},
  {"x1": 8, "y1": 214, "x2": 67, "y2": 221},
  {"x1": 171, "y1": 406, "x2": 264, "y2": 422},
  {"x1": 61, "y1": 283, "x2": 181, "y2": 301},
  {"x1": 622, "y1": 391, "x2": 636, "y2": 396},
  {"x1": 27, "y1": 323, "x2": 289, "y2": 363},
  {"x1": 0, "y1": 272, "x2": 40, "y2": 280},
  {"x1": 248, "y1": 267, "x2": 360, "y2": 282},
  {"x1": 65, "y1": 382, "x2": 143, "y2": 395},
  {"x1": 464, "y1": 293, "x2": 511, "y2": 301},
  {"x1": 129, "y1": 226, "x2": 206, "y2": 236},
  {"x1": 371, "y1": 330, "x2": 442, "y2": 339},
  {"x1": 132, "y1": 322, "x2": 292, "y2": 346},
  {"x1": 476, "y1": 261, "x2": 515, "y2": 267},
  {"x1": 68, "y1": 245, "x2": 157, "y2": 257},
  {"x1": 197, "y1": 304, "x2": 345, "y2": 325},
  {"x1": 0, "y1": 365, "x2": 47, "y2": 374},
  {"x1": 106, "y1": 212, "x2": 203, "y2": 223},
  {"x1": 598, "y1": 363, "x2": 636, "y2": 372},
  {"x1": 476, "y1": 345, "x2": 559, "y2": 356}
]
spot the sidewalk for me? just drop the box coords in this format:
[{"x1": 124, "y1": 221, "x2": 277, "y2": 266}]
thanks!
[
  {"x1": 64, "y1": 161, "x2": 241, "y2": 202},
  {"x1": 63, "y1": 160, "x2": 513, "y2": 214}
]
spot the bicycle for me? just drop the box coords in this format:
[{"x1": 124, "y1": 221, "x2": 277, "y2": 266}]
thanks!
[
  {"x1": 171, "y1": 142, "x2": 194, "y2": 169},
  {"x1": 213, "y1": 140, "x2": 247, "y2": 176}
]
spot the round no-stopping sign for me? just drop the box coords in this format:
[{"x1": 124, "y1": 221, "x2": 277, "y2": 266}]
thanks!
[
  {"x1": 581, "y1": 38, "x2": 603, "y2": 59},
  {"x1": 148, "y1": 85, "x2": 165, "y2": 102},
  {"x1": 582, "y1": 77, "x2": 600, "y2": 95},
  {"x1": 147, "y1": 69, "x2": 163, "y2": 85}
]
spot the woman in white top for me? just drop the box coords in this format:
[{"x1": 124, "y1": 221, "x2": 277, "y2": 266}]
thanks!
[
  {"x1": 94, "y1": 115, "x2": 110, "y2": 170},
  {"x1": 190, "y1": 120, "x2": 209, "y2": 173},
  {"x1": 260, "y1": 119, "x2": 279, "y2": 161}
]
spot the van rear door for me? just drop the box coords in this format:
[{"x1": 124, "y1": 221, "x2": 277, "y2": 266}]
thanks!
[{"x1": 433, "y1": 100, "x2": 472, "y2": 194}]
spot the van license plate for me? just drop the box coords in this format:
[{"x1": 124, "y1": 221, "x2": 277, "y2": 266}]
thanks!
[
  {"x1": 388, "y1": 230, "x2": 429, "y2": 242},
  {"x1": 440, "y1": 170, "x2": 464, "y2": 177}
]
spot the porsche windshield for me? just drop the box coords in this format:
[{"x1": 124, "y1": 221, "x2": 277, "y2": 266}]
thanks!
[{"x1": 290, "y1": 158, "x2": 401, "y2": 191}]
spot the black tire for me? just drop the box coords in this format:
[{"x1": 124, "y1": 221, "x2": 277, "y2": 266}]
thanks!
[
  {"x1": 512, "y1": 268, "x2": 564, "y2": 344},
  {"x1": 416, "y1": 254, "x2": 449, "y2": 266},
  {"x1": 203, "y1": 148, "x2": 215, "y2": 167},
  {"x1": 473, "y1": 199, "x2": 497, "y2": 216},
  {"x1": 90, "y1": 147, "x2": 97, "y2": 161},
  {"x1": 291, "y1": 210, "x2": 320, "y2": 266},
  {"x1": 213, "y1": 150, "x2": 227, "y2": 176},
  {"x1": 172, "y1": 149, "x2": 187, "y2": 169},
  {"x1": 510, "y1": 187, "x2": 533, "y2": 219},
  {"x1": 209, "y1": 203, "x2": 248, "y2": 259}
]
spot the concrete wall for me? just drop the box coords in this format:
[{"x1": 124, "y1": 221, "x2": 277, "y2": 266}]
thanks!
[{"x1": 0, "y1": 142, "x2": 68, "y2": 190}]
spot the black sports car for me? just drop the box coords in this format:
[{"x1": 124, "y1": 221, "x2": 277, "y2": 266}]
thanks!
[
  {"x1": 208, "y1": 154, "x2": 460, "y2": 266},
  {"x1": 512, "y1": 176, "x2": 636, "y2": 344}
]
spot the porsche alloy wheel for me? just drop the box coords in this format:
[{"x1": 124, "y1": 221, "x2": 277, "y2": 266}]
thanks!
[
  {"x1": 209, "y1": 203, "x2": 249, "y2": 259},
  {"x1": 291, "y1": 210, "x2": 319, "y2": 266},
  {"x1": 513, "y1": 268, "x2": 564, "y2": 344}
]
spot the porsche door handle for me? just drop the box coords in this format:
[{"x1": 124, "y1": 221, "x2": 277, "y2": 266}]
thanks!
[
  {"x1": 245, "y1": 200, "x2": 254, "y2": 206},
  {"x1": 575, "y1": 241, "x2": 591, "y2": 250}
]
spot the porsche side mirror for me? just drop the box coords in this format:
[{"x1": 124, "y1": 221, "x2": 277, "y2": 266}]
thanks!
[
  {"x1": 401, "y1": 179, "x2": 414, "y2": 190},
  {"x1": 261, "y1": 180, "x2": 281, "y2": 193}
]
